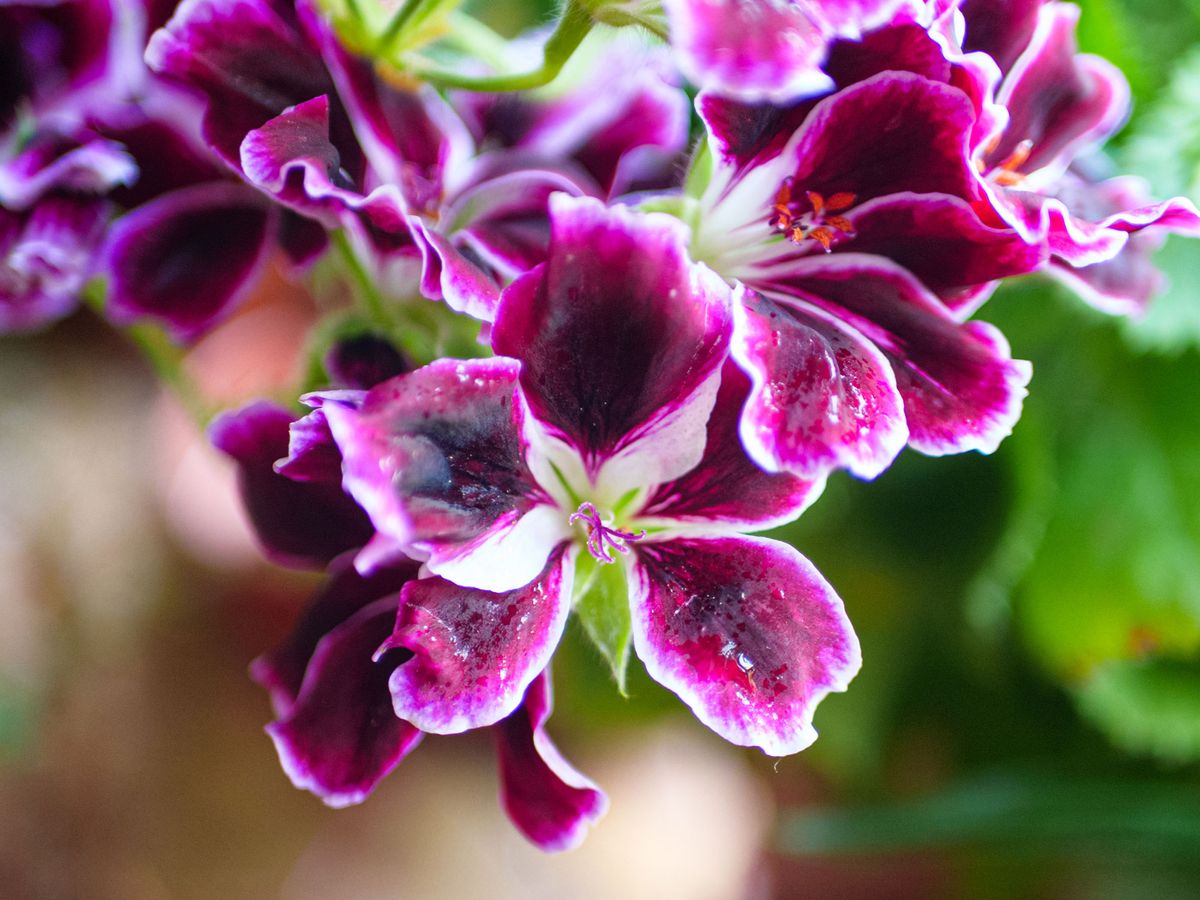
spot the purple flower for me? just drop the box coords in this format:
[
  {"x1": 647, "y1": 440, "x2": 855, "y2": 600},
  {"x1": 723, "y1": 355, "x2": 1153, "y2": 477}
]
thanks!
[
  {"x1": 252, "y1": 553, "x2": 606, "y2": 850},
  {"x1": 322, "y1": 196, "x2": 860, "y2": 756},
  {"x1": 690, "y1": 70, "x2": 1034, "y2": 480},
  {"x1": 967, "y1": 1, "x2": 1200, "y2": 309}
]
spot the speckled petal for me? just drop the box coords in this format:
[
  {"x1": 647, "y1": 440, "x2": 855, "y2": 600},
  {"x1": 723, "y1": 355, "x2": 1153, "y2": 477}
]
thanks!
[
  {"x1": 383, "y1": 548, "x2": 574, "y2": 734},
  {"x1": 630, "y1": 535, "x2": 860, "y2": 756}
]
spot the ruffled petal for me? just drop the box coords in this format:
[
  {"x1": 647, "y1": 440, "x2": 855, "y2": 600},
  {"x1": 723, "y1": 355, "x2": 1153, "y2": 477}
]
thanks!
[
  {"x1": 103, "y1": 181, "x2": 273, "y2": 342},
  {"x1": 323, "y1": 358, "x2": 565, "y2": 592},
  {"x1": 266, "y1": 597, "x2": 423, "y2": 807},
  {"x1": 959, "y1": 0, "x2": 1043, "y2": 75},
  {"x1": 145, "y1": 0, "x2": 334, "y2": 166},
  {"x1": 496, "y1": 672, "x2": 607, "y2": 852},
  {"x1": 251, "y1": 553, "x2": 418, "y2": 716},
  {"x1": 384, "y1": 548, "x2": 575, "y2": 734},
  {"x1": 638, "y1": 361, "x2": 824, "y2": 529},
  {"x1": 757, "y1": 255, "x2": 1031, "y2": 456},
  {"x1": 729, "y1": 287, "x2": 907, "y2": 480},
  {"x1": 209, "y1": 401, "x2": 374, "y2": 569},
  {"x1": 492, "y1": 194, "x2": 732, "y2": 487},
  {"x1": 630, "y1": 536, "x2": 860, "y2": 756}
]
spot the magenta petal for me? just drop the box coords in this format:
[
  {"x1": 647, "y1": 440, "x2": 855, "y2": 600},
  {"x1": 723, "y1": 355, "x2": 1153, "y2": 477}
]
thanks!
[
  {"x1": 251, "y1": 554, "x2": 418, "y2": 716},
  {"x1": 758, "y1": 256, "x2": 1032, "y2": 456},
  {"x1": 0, "y1": 196, "x2": 106, "y2": 332},
  {"x1": 209, "y1": 401, "x2": 374, "y2": 569},
  {"x1": 630, "y1": 536, "x2": 860, "y2": 756},
  {"x1": 496, "y1": 672, "x2": 607, "y2": 852},
  {"x1": 104, "y1": 181, "x2": 272, "y2": 342},
  {"x1": 409, "y1": 217, "x2": 503, "y2": 322},
  {"x1": 639, "y1": 361, "x2": 823, "y2": 528},
  {"x1": 492, "y1": 195, "x2": 732, "y2": 483},
  {"x1": 960, "y1": 0, "x2": 1043, "y2": 75},
  {"x1": 323, "y1": 358, "x2": 563, "y2": 592},
  {"x1": 991, "y1": 4, "x2": 1128, "y2": 177},
  {"x1": 267, "y1": 597, "x2": 423, "y2": 808},
  {"x1": 385, "y1": 549, "x2": 574, "y2": 734},
  {"x1": 730, "y1": 287, "x2": 907, "y2": 480},
  {"x1": 146, "y1": 0, "x2": 333, "y2": 166}
]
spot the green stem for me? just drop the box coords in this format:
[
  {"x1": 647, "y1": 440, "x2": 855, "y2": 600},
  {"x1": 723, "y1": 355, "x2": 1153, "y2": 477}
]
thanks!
[
  {"x1": 404, "y1": 0, "x2": 594, "y2": 92},
  {"x1": 332, "y1": 229, "x2": 395, "y2": 332}
]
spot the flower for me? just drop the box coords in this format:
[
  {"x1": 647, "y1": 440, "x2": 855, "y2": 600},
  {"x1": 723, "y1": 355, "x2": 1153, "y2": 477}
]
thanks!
[{"x1": 322, "y1": 195, "x2": 861, "y2": 756}]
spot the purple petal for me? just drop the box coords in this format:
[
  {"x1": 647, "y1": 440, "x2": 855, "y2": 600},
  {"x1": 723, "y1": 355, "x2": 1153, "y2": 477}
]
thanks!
[
  {"x1": 324, "y1": 333, "x2": 411, "y2": 390},
  {"x1": 960, "y1": 0, "x2": 1043, "y2": 74},
  {"x1": 266, "y1": 597, "x2": 423, "y2": 808},
  {"x1": 0, "y1": 134, "x2": 136, "y2": 209},
  {"x1": 409, "y1": 217, "x2": 503, "y2": 322},
  {"x1": 492, "y1": 194, "x2": 732, "y2": 486},
  {"x1": 989, "y1": 4, "x2": 1128, "y2": 178},
  {"x1": 323, "y1": 358, "x2": 565, "y2": 593},
  {"x1": 384, "y1": 548, "x2": 574, "y2": 734},
  {"x1": 209, "y1": 401, "x2": 375, "y2": 569},
  {"x1": 0, "y1": 196, "x2": 106, "y2": 332},
  {"x1": 760, "y1": 255, "x2": 1031, "y2": 456},
  {"x1": 630, "y1": 535, "x2": 860, "y2": 756},
  {"x1": 496, "y1": 672, "x2": 607, "y2": 852},
  {"x1": 104, "y1": 181, "x2": 273, "y2": 342},
  {"x1": 638, "y1": 361, "x2": 824, "y2": 529},
  {"x1": 251, "y1": 553, "x2": 418, "y2": 716},
  {"x1": 146, "y1": 0, "x2": 334, "y2": 166},
  {"x1": 730, "y1": 287, "x2": 907, "y2": 480}
]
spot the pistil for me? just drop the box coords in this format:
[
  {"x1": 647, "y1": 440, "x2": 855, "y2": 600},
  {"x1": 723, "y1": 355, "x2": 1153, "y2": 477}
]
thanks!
[{"x1": 569, "y1": 502, "x2": 646, "y2": 564}]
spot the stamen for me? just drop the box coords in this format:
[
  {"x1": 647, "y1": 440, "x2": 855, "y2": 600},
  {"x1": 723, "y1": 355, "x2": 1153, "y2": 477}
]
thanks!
[
  {"x1": 770, "y1": 183, "x2": 857, "y2": 253},
  {"x1": 569, "y1": 502, "x2": 646, "y2": 564},
  {"x1": 986, "y1": 139, "x2": 1035, "y2": 187}
]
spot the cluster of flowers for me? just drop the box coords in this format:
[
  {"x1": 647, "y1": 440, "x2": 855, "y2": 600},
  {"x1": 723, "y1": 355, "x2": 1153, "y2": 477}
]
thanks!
[{"x1": 4, "y1": 0, "x2": 1198, "y2": 850}]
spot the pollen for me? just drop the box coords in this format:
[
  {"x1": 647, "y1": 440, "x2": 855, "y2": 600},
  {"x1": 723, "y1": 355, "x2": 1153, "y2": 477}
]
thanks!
[{"x1": 770, "y1": 180, "x2": 856, "y2": 253}]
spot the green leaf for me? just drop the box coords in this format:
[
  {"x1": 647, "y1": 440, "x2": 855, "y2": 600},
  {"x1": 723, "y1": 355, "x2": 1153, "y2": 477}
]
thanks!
[
  {"x1": 1076, "y1": 657, "x2": 1200, "y2": 763},
  {"x1": 572, "y1": 551, "x2": 633, "y2": 693}
]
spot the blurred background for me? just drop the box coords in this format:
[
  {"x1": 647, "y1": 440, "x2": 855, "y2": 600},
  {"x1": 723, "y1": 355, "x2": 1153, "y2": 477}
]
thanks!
[{"x1": 4, "y1": 0, "x2": 1200, "y2": 897}]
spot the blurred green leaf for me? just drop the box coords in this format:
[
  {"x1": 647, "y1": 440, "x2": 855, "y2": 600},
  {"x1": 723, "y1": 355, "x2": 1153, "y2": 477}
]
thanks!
[
  {"x1": 572, "y1": 552, "x2": 633, "y2": 692},
  {"x1": 1077, "y1": 658, "x2": 1200, "y2": 763}
]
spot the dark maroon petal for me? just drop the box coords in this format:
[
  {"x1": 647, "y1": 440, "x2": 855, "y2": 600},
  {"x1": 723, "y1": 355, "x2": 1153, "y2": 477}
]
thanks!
[
  {"x1": 960, "y1": 0, "x2": 1043, "y2": 74},
  {"x1": 384, "y1": 548, "x2": 574, "y2": 733},
  {"x1": 323, "y1": 358, "x2": 564, "y2": 592},
  {"x1": 762, "y1": 256, "x2": 1031, "y2": 456},
  {"x1": 989, "y1": 4, "x2": 1128, "y2": 177},
  {"x1": 838, "y1": 193, "x2": 1045, "y2": 305},
  {"x1": 251, "y1": 553, "x2": 418, "y2": 715},
  {"x1": 145, "y1": 0, "x2": 333, "y2": 166},
  {"x1": 266, "y1": 597, "x2": 423, "y2": 807},
  {"x1": 0, "y1": 196, "x2": 106, "y2": 332},
  {"x1": 324, "y1": 333, "x2": 411, "y2": 390},
  {"x1": 104, "y1": 181, "x2": 273, "y2": 342},
  {"x1": 783, "y1": 72, "x2": 981, "y2": 206},
  {"x1": 209, "y1": 401, "x2": 375, "y2": 569},
  {"x1": 277, "y1": 210, "x2": 329, "y2": 269},
  {"x1": 492, "y1": 195, "x2": 731, "y2": 482},
  {"x1": 638, "y1": 362, "x2": 823, "y2": 529},
  {"x1": 630, "y1": 536, "x2": 859, "y2": 755},
  {"x1": 729, "y1": 287, "x2": 907, "y2": 480},
  {"x1": 496, "y1": 672, "x2": 607, "y2": 852}
]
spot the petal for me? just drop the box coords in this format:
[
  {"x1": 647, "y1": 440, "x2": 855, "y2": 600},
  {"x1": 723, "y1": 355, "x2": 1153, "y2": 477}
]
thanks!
[
  {"x1": 323, "y1": 358, "x2": 564, "y2": 593},
  {"x1": 492, "y1": 194, "x2": 732, "y2": 486},
  {"x1": 209, "y1": 401, "x2": 375, "y2": 569},
  {"x1": 408, "y1": 217, "x2": 503, "y2": 322},
  {"x1": 384, "y1": 548, "x2": 575, "y2": 734},
  {"x1": 630, "y1": 536, "x2": 860, "y2": 756},
  {"x1": 496, "y1": 672, "x2": 607, "y2": 852},
  {"x1": 990, "y1": 4, "x2": 1128, "y2": 178},
  {"x1": 0, "y1": 196, "x2": 106, "y2": 333},
  {"x1": 960, "y1": 0, "x2": 1043, "y2": 74},
  {"x1": 751, "y1": 255, "x2": 1032, "y2": 456},
  {"x1": 146, "y1": 0, "x2": 333, "y2": 165},
  {"x1": 103, "y1": 181, "x2": 273, "y2": 342},
  {"x1": 730, "y1": 287, "x2": 907, "y2": 480},
  {"x1": 638, "y1": 361, "x2": 824, "y2": 530},
  {"x1": 266, "y1": 597, "x2": 423, "y2": 808},
  {"x1": 324, "y1": 333, "x2": 411, "y2": 391},
  {"x1": 251, "y1": 553, "x2": 418, "y2": 716}
]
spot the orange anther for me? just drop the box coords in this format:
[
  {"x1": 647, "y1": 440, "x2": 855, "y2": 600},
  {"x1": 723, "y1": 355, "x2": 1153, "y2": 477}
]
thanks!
[
  {"x1": 808, "y1": 227, "x2": 835, "y2": 251},
  {"x1": 824, "y1": 192, "x2": 857, "y2": 212},
  {"x1": 826, "y1": 215, "x2": 854, "y2": 234}
]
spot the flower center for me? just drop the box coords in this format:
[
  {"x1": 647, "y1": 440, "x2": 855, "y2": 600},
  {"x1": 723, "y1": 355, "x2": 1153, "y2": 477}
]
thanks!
[
  {"x1": 569, "y1": 502, "x2": 646, "y2": 564},
  {"x1": 771, "y1": 179, "x2": 856, "y2": 251}
]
